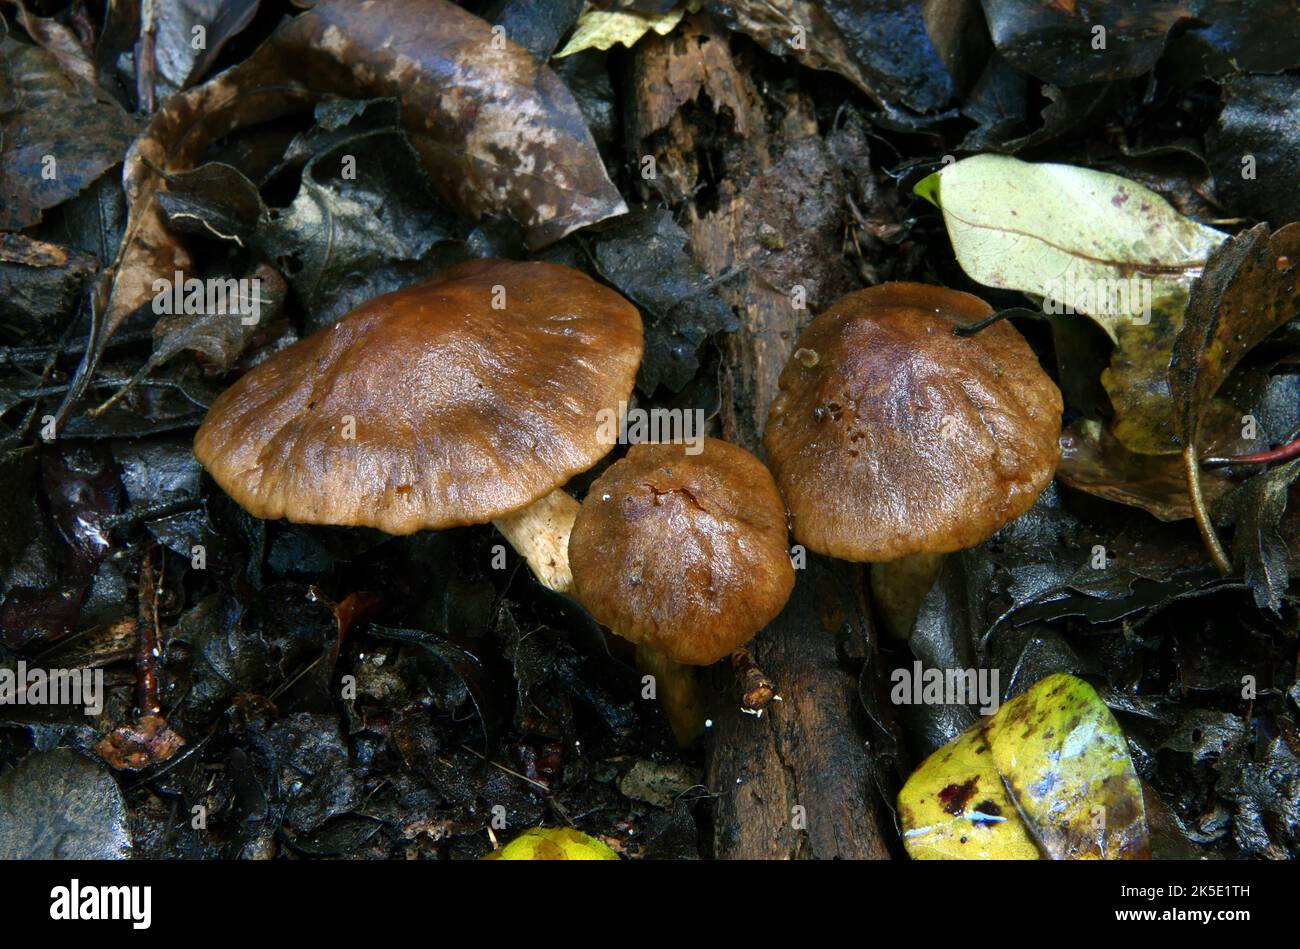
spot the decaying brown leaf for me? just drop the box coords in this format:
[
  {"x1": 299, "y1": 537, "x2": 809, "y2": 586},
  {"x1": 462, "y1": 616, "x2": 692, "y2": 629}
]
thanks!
[
  {"x1": 1172, "y1": 223, "x2": 1300, "y2": 447},
  {"x1": 1057, "y1": 418, "x2": 1240, "y2": 522},
  {"x1": 88, "y1": 0, "x2": 625, "y2": 392},
  {"x1": 0, "y1": 35, "x2": 138, "y2": 230},
  {"x1": 1170, "y1": 222, "x2": 1300, "y2": 570}
]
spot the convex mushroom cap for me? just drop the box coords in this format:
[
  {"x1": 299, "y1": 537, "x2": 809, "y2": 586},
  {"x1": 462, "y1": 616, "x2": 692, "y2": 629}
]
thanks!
[
  {"x1": 569, "y1": 439, "x2": 795, "y2": 666},
  {"x1": 194, "y1": 259, "x2": 643, "y2": 535},
  {"x1": 764, "y1": 282, "x2": 1062, "y2": 561}
]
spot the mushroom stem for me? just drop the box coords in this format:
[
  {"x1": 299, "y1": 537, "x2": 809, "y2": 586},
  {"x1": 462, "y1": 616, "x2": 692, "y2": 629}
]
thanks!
[
  {"x1": 492, "y1": 488, "x2": 581, "y2": 593},
  {"x1": 496, "y1": 487, "x2": 707, "y2": 746},
  {"x1": 635, "y1": 644, "x2": 706, "y2": 747},
  {"x1": 869, "y1": 552, "x2": 947, "y2": 640}
]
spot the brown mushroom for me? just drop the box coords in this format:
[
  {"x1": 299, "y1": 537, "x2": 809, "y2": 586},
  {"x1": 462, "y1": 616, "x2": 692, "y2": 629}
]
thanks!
[
  {"x1": 764, "y1": 282, "x2": 1062, "y2": 638},
  {"x1": 568, "y1": 439, "x2": 795, "y2": 743},
  {"x1": 194, "y1": 258, "x2": 642, "y2": 588}
]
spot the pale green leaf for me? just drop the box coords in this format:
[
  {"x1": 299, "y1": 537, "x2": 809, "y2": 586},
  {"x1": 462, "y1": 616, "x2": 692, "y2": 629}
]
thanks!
[{"x1": 915, "y1": 155, "x2": 1226, "y2": 344}]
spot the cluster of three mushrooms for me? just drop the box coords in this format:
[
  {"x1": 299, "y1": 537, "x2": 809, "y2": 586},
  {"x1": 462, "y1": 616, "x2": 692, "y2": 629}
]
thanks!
[{"x1": 194, "y1": 259, "x2": 794, "y2": 743}]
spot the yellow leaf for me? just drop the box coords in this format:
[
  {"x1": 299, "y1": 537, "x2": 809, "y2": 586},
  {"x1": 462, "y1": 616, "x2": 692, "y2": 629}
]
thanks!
[
  {"x1": 554, "y1": 3, "x2": 691, "y2": 58},
  {"x1": 484, "y1": 826, "x2": 620, "y2": 860},
  {"x1": 899, "y1": 673, "x2": 1149, "y2": 860}
]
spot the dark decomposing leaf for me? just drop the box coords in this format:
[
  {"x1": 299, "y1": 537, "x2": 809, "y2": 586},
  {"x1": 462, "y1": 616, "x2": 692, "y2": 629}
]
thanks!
[
  {"x1": 0, "y1": 233, "x2": 98, "y2": 339},
  {"x1": 706, "y1": 0, "x2": 955, "y2": 116},
  {"x1": 0, "y1": 35, "x2": 139, "y2": 229},
  {"x1": 485, "y1": 0, "x2": 586, "y2": 60},
  {"x1": 0, "y1": 747, "x2": 131, "y2": 858},
  {"x1": 1057, "y1": 413, "x2": 1247, "y2": 521},
  {"x1": 367, "y1": 624, "x2": 508, "y2": 754},
  {"x1": 1207, "y1": 74, "x2": 1300, "y2": 229},
  {"x1": 159, "y1": 0, "x2": 264, "y2": 91},
  {"x1": 148, "y1": 262, "x2": 287, "y2": 371},
  {"x1": 978, "y1": 0, "x2": 1300, "y2": 91},
  {"x1": 1224, "y1": 459, "x2": 1300, "y2": 613},
  {"x1": 979, "y1": 0, "x2": 1184, "y2": 87},
  {"x1": 0, "y1": 0, "x2": 96, "y2": 86},
  {"x1": 92, "y1": 0, "x2": 625, "y2": 370},
  {"x1": 255, "y1": 99, "x2": 467, "y2": 326},
  {"x1": 153, "y1": 161, "x2": 267, "y2": 245},
  {"x1": 587, "y1": 207, "x2": 737, "y2": 393}
]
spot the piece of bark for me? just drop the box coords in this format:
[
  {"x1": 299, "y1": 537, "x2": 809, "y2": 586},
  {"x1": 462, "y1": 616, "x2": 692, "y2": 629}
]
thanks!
[{"x1": 628, "y1": 18, "x2": 892, "y2": 859}]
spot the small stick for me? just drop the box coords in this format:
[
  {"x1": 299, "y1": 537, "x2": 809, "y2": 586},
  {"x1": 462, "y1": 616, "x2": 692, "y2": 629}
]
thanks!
[
  {"x1": 731, "y1": 646, "x2": 779, "y2": 713},
  {"x1": 1183, "y1": 444, "x2": 1232, "y2": 574}
]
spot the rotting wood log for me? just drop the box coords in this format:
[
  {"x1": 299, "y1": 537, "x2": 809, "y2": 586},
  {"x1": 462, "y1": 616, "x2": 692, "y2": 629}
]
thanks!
[{"x1": 629, "y1": 15, "x2": 894, "y2": 859}]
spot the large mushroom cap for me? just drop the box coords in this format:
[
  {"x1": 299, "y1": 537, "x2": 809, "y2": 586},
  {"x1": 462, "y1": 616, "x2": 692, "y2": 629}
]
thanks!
[
  {"x1": 763, "y1": 282, "x2": 1062, "y2": 562},
  {"x1": 569, "y1": 439, "x2": 795, "y2": 666},
  {"x1": 194, "y1": 259, "x2": 642, "y2": 534}
]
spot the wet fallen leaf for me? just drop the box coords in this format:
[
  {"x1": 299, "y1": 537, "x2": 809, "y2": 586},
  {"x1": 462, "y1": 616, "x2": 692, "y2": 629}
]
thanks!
[
  {"x1": 0, "y1": 0, "x2": 96, "y2": 86},
  {"x1": 1206, "y1": 75, "x2": 1300, "y2": 228},
  {"x1": 1225, "y1": 459, "x2": 1300, "y2": 613},
  {"x1": 586, "y1": 207, "x2": 737, "y2": 393},
  {"x1": 899, "y1": 672, "x2": 1150, "y2": 860},
  {"x1": 1058, "y1": 418, "x2": 1239, "y2": 521},
  {"x1": 1170, "y1": 223, "x2": 1300, "y2": 569},
  {"x1": 706, "y1": 0, "x2": 954, "y2": 115},
  {"x1": 0, "y1": 748, "x2": 132, "y2": 858},
  {"x1": 917, "y1": 155, "x2": 1226, "y2": 343},
  {"x1": 0, "y1": 35, "x2": 139, "y2": 229},
  {"x1": 484, "y1": 825, "x2": 620, "y2": 859},
  {"x1": 980, "y1": 0, "x2": 1182, "y2": 87},
  {"x1": 0, "y1": 233, "x2": 98, "y2": 337},
  {"x1": 1171, "y1": 223, "x2": 1300, "y2": 451}
]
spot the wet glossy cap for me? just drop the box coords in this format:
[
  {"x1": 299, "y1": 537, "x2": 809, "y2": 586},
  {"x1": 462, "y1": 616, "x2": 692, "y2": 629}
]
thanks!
[
  {"x1": 194, "y1": 259, "x2": 643, "y2": 534},
  {"x1": 763, "y1": 282, "x2": 1062, "y2": 561},
  {"x1": 569, "y1": 439, "x2": 795, "y2": 665}
]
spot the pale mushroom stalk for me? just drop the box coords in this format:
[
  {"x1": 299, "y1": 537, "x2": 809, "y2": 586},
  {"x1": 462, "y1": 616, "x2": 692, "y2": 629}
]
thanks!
[
  {"x1": 495, "y1": 486, "x2": 707, "y2": 746},
  {"x1": 492, "y1": 488, "x2": 582, "y2": 593},
  {"x1": 869, "y1": 551, "x2": 947, "y2": 640},
  {"x1": 635, "y1": 644, "x2": 707, "y2": 745}
]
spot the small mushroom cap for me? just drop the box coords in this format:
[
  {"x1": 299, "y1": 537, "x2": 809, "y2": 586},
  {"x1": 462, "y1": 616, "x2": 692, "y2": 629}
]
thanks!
[
  {"x1": 764, "y1": 282, "x2": 1062, "y2": 562},
  {"x1": 194, "y1": 259, "x2": 642, "y2": 534},
  {"x1": 569, "y1": 439, "x2": 795, "y2": 666}
]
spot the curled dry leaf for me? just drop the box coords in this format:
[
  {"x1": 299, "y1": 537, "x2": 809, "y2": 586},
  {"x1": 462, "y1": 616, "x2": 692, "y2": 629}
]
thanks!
[
  {"x1": 1171, "y1": 223, "x2": 1300, "y2": 451},
  {"x1": 94, "y1": 0, "x2": 624, "y2": 373},
  {"x1": 1170, "y1": 222, "x2": 1300, "y2": 570},
  {"x1": 899, "y1": 673, "x2": 1149, "y2": 860}
]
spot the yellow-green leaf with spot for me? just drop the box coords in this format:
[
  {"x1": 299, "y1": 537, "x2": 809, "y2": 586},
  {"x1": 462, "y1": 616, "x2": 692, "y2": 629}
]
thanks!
[{"x1": 899, "y1": 673, "x2": 1149, "y2": 860}]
